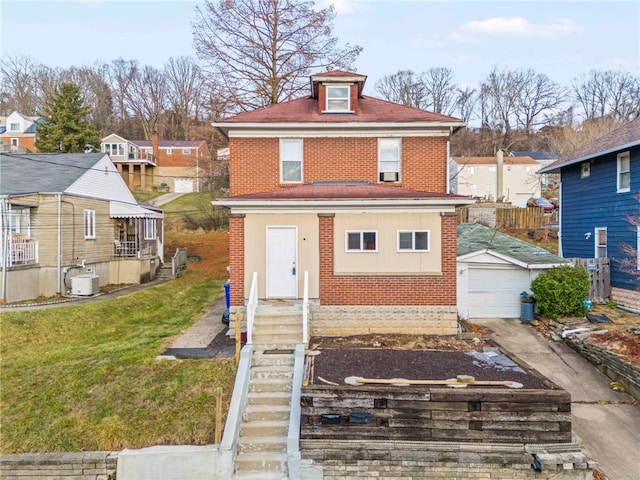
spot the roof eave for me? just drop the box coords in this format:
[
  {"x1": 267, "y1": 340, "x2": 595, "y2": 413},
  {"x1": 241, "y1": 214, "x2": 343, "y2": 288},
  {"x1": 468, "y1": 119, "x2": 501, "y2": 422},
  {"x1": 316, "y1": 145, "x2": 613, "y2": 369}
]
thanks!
[
  {"x1": 213, "y1": 197, "x2": 475, "y2": 209},
  {"x1": 539, "y1": 139, "x2": 640, "y2": 174},
  {"x1": 212, "y1": 121, "x2": 466, "y2": 133}
]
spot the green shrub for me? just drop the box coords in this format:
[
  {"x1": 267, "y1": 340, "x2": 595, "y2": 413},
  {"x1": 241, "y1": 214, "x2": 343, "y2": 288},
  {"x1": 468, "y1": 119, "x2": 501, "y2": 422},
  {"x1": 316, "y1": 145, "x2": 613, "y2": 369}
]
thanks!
[{"x1": 530, "y1": 265, "x2": 590, "y2": 320}]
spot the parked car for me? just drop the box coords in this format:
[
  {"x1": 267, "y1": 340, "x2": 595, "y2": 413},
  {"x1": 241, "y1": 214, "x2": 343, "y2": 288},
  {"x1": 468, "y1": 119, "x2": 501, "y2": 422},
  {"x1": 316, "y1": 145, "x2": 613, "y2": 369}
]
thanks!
[
  {"x1": 548, "y1": 197, "x2": 560, "y2": 209},
  {"x1": 527, "y1": 197, "x2": 555, "y2": 211}
]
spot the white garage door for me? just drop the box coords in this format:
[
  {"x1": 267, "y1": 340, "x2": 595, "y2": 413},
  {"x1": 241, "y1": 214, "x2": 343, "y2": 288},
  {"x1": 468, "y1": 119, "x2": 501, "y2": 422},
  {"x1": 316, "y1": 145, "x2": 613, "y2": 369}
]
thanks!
[
  {"x1": 174, "y1": 178, "x2": 194, "y2": 193},
  {"x1": 468, "y1": 265, "x2": 531, "y2": 318}
]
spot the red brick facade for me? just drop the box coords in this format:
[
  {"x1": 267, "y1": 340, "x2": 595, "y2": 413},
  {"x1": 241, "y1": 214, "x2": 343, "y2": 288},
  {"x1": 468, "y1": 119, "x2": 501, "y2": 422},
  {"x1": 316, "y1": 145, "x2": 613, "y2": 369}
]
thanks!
[
  {"x1": 228, "y1": 215, "x2": 245, "y2": 306},
  {"x1": 319, "y1": 214, "x2": 457, "y2": 306},
  {"x1": 229, "y1": 136, "x2": 447, "y2": 196}
]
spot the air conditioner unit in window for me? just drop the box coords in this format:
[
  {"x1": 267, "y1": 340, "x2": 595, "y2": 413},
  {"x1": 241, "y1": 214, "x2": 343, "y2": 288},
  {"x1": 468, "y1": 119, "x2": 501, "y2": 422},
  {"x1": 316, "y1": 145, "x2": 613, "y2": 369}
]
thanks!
[{"x1": 381, "y1": 171, "x2": 399, "y2": 182}]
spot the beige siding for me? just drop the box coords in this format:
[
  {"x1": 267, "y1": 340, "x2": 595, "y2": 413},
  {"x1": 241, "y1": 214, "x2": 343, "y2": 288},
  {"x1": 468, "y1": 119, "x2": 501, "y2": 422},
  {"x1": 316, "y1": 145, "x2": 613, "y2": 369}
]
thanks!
[
  {"x1": 455, "y1": 164, "x2": 540, "y2": 206},
  {"x1": 243, "y1": 213, "x2": 319, "y2": 298},
  {"x1": 334, "y1": 212, "x2": 442, "y2": 274}
]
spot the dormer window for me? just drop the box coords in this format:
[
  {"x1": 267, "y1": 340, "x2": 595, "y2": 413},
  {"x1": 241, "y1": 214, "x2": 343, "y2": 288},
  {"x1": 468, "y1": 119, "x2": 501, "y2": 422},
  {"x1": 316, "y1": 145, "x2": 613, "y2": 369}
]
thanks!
[{"x1": 326, "y1": 85, "x2": 350, "y2": 112}]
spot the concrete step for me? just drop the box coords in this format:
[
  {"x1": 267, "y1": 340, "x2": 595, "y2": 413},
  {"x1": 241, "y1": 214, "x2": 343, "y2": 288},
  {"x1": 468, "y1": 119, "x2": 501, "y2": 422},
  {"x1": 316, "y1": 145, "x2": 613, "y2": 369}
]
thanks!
[
  {"x1": 233, "y1": 471, "x2": 288, "y2": 480},
  {"x1": 252, "y1": 332, "x2": 302, "y2": 344},
  {"x1": 250, "y1": 365, "x2": 294, "y2": 380},
  {"x1": 243, "y1": 404, "x2": 290, "y2": 422},
  {"x1": 237, "y1": 435, "x2": 287, "y2": 454},
  {"x1": 249, "y1": 377, "x2": 292, "y2": 393},
  {"x1": 240, "y1": 420, "x2": 289, "y2": 437},
  {"x1": 235, "y1": 452, "x2": 286, "y2": 474},
  {"x1": 255, "y1": 305, "x2": 301, "y2": 316},
  {"x1": 246, "y1": 391, "x2": 291, "y2": 406},
  {"x1": 253, "y1": 315, "x2": 301, "y2": 326},
  {"x1": 252, "y1": 351, "x2": 295, "y2": 367}
]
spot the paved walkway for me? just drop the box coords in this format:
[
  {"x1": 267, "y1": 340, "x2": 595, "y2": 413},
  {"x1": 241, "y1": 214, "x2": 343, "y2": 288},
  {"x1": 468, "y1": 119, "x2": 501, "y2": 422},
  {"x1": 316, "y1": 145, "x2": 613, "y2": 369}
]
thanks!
[
  {"x1": 473, "y1": 318, "x2": 640, "y2": 480},
  {"x1": 146, "y1": 192, "x2": 186, "y2": 207}
]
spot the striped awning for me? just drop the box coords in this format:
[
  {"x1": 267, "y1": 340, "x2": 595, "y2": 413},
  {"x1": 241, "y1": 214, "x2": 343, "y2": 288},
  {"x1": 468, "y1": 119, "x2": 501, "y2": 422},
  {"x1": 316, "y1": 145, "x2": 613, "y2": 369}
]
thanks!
[{"x1": 109, "y1": 201, "x2": 163, "y2": 219}]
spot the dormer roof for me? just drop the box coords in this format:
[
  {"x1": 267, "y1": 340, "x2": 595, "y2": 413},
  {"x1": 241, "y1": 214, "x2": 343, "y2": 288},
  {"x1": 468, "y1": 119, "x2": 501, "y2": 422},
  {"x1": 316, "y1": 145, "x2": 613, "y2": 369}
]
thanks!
[{"x1": 310, "y1": 70, "x2": 367, "y2": 98}]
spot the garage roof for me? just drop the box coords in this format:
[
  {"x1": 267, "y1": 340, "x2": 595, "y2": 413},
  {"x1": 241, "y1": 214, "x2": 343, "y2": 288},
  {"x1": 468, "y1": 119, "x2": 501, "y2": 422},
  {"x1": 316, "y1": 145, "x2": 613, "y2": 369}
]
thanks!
[{"x1": 457, "y1": 223, "x2": 568, "y2": 267}]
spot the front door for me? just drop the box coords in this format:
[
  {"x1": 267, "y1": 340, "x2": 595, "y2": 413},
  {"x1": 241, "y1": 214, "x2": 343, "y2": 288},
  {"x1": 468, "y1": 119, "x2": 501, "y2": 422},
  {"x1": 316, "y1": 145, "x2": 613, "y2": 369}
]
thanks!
[{"x1": 267, "y1": 226, "x2": 297, "y2": 298}]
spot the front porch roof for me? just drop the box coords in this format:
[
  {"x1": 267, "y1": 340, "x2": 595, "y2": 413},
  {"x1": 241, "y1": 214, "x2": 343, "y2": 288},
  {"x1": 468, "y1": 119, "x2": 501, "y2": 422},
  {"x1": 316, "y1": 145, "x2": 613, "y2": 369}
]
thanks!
[
  {"x1": 109, "y1": 201, "x2": 163, "y2": 219},
  {"x1": 214, "y1": 182, "x2": 474, "y2": 209}
]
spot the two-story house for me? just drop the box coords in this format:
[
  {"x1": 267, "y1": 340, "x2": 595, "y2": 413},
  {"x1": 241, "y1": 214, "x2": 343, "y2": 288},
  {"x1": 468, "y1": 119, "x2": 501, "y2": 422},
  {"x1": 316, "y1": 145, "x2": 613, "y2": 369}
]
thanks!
[
  {"x1": 213, "y1": 70, "x2": 474, "y2": 336},
  {"x1": 0, "y1": 111, "x2": 42, "y2": 153},
  {"x1": 451, "y1": 155, "x2": 541, "y2": 207},
  {"x1": 539, "y1": 118, "x2": 640, "y2": 310},
  {"x1": 100, "y1": 133, "x2": 210, "y2": 192},
  {"x1": 0, "y1": 152, "x2": 164, "y2": 304}
]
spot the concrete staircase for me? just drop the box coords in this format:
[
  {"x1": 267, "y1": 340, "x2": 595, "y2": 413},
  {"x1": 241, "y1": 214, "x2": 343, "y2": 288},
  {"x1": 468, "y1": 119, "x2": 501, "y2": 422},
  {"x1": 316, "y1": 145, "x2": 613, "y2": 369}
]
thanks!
[{"x1": 233, "y1": 305, "x2": 302, "y2": 479}]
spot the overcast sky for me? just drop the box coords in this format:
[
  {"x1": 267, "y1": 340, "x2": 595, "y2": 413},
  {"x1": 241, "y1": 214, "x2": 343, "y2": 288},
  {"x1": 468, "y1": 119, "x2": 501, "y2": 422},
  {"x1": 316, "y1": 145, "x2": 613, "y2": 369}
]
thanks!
[{"x1": 2, "y1": 0, "x2": 639, "y2": 95}]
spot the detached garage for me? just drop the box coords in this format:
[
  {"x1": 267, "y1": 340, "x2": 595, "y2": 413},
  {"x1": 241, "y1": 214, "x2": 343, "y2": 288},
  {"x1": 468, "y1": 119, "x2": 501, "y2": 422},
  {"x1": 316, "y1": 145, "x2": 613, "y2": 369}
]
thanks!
[{"x1": 457, "y1": 223, "x2": 568, "y2": 319}]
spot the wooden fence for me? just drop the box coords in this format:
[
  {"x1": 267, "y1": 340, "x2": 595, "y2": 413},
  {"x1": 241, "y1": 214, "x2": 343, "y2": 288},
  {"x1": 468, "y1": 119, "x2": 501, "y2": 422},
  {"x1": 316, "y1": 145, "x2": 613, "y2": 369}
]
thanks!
[
  {"x1": 458, "y1": 206, "x2": 557, "y2": 230},
  {"x1": 568, "y1": 257, "x2": 611, "y2": 303}
]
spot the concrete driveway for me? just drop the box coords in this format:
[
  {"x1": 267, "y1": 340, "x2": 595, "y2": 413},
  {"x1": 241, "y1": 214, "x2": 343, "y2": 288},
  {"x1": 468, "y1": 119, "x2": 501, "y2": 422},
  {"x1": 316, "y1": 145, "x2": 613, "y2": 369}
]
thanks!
[
  {"x1": 146, "y1": 192, "x2": 186, "y2": 207},
  {"x1": 473, "y1": 318, "x2": 640, "y2": 480}
]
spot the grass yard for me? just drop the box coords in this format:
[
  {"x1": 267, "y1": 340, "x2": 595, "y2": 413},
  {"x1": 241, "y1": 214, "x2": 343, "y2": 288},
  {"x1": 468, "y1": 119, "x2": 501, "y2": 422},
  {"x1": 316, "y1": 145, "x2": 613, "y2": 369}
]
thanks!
[{"x1": 1, "y1": 230, "x2": 234, "y2": 453}]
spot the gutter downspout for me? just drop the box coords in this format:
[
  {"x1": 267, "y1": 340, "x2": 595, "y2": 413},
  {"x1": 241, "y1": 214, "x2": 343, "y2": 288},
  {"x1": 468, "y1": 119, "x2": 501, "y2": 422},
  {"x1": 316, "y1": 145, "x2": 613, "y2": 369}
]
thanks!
[
  {"x1": 446, "y1": 128, "x2": 451, "y2": 194},
  {"x1": 558, "y1": 181, "x2": 563, "y2": 257},
  {"x1": 1, "y1": 198, "x2": 7, "y2": 304},
  {"x1": 57, "y1": 193, "x2": 62, "y2": 297}
]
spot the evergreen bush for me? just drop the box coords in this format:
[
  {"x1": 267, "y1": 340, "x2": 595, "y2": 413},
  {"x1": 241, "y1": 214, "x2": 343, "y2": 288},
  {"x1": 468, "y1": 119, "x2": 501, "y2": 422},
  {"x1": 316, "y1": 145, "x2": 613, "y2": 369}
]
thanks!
[{"x1": 530, "y1": 265, "x2": 590, "y2": 320}]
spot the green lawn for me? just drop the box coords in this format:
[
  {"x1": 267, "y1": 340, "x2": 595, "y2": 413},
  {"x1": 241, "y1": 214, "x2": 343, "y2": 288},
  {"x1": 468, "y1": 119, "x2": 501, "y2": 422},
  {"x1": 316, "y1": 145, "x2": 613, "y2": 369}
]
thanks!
[{"x1": 0, "y1": 271, "x2": 236, "y2": 453}]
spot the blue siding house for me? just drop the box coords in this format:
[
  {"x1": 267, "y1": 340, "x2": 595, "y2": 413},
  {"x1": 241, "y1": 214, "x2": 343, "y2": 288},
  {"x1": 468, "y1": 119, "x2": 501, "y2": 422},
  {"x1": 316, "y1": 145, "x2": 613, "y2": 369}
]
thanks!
[{"x1": 539, "y1": 118, "x2": 640, "y2": 310}]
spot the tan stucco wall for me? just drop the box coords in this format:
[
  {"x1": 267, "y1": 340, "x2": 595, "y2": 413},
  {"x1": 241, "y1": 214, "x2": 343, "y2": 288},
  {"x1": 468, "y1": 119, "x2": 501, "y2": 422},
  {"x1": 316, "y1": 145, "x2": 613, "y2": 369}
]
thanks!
[
  {"x1": 333, "y1": 212, "x2": 442, "y2": 274},
  {"x1": 243, "y1": 213, "x2": 320, "y2": 299}
]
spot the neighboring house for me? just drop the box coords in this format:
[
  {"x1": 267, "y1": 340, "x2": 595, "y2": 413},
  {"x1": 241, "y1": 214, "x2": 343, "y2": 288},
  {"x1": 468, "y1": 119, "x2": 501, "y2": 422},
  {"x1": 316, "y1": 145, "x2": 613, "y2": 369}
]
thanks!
[
  {"x1": 457, "y1": 223, "x2": 568, "y2": 319},
  {"x1": 452, "y1": 155, "x2": 541, "y2": 207},
  {"x1": 100, "y1": 133, "x2": 210, "y2": 192},
  {"x1": 0, "y1": 152, "x2": 164, "y2": 304},
  {"x1": 213, "y1": 70, "x2": 474, "y2": 336},
  {"x1": 0, "y1": 111, "x2": 42, "y2": 153},
  {"x1": 539, "y1": 118, "x2": 640, "y2": 310},
  {"x1": 510, "y1": 151, "x2": 559, "y2": 189}
]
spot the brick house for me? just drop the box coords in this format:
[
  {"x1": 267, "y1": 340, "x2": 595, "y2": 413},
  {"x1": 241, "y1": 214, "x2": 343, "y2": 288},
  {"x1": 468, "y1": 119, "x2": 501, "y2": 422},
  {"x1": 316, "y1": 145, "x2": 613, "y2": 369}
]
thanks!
[
  {"x1": 214, "y1": 71, "x2": 473, "y2": 335},
  {"x1": 101, "y1": 133, "x2": 211, "y2": 192},
  {"x1": 0, "y1": 111, "x2": 41, "y2": 153}
]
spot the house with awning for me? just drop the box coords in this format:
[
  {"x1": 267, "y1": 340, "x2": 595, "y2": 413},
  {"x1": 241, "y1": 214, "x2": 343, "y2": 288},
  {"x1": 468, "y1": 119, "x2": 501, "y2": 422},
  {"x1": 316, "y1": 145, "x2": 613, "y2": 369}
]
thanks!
[{"x1": 0, "y1": 152, "x2": 164, "y2": 304}]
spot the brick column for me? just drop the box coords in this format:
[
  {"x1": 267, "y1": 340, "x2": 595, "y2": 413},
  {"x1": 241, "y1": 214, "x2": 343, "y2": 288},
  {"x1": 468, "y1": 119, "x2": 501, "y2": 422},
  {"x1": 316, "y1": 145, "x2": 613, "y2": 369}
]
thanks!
[
  {"x1": 318, "y1": 214, "x2": 335, "y2": 302},
  {"x1": 440, "y1": 212, "x2": 458, "y2": 305},
  {"x1": 140, "y1": 163, "x2": 146, "y2": 191},
  {"x1": 228, "y1": 214, "x2": 245, "y2": 306},
  {"x1": 128, "y1": 164, "x2": 134, "y2": 190}
]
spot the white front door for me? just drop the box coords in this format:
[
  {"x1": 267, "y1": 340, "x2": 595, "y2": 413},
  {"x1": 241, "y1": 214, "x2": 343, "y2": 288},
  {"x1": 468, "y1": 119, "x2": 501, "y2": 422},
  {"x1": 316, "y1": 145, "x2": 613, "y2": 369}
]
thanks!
[{"x1": 267, "y1": 226, "x2": 297, "y2": 298}]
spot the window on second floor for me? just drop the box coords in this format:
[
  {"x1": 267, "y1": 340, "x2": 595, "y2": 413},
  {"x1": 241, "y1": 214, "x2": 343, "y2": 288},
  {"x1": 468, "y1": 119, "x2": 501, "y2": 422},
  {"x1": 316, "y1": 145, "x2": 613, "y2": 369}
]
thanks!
[
  {"x1": 489, "y1": 165, "x2": 497, "y2": 172},
  {"x1": 378, "y1": 138, "x2": 401, "y2": 182},
  {"x1": 326, "y1": 85, "x2": 350, "y2": 112},
  {"x1": 166, "y1": 148, "x2": 172, "y2": 155},
  {"x1": 182, "y1": 148, "x2": 190, "y2": 154},
  {"x1": 103, "y1": 143, "x2": 125, "y2": 156},
  {"x1": 466, "y1": 166, "x2": 475, "y2": 175},
  {"x1": 581, "y1": 162, "x2": 591, "y2": 178},
  {"x1": 10, "y1": 123, "x2": 20, "y2": 131},
  {"x1": 398, "y1": 230, "x2": 430, "y2": 252},
  {"x1": 84, "y1": 209, "x2": 96, "y2": 239},
  {"x1": 8, "y1": 207, "x2": 30, "y2": 236},
  {"x1": 280, "y1": 139, "x2": 303, "y2": 183},
  {"x1": 595, "y1": 227, "x2": 607, "y2": 258},
  {"x1": 617, "y1": 151, "x2": 630, "y2": 193},
  {"x1": 346, "y1": 231, "x2": 377, "y2": 252}
]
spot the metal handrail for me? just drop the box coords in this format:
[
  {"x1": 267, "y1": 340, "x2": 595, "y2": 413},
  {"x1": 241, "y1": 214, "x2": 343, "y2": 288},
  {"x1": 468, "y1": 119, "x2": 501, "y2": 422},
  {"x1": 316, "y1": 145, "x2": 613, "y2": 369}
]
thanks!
[
  {"x1": 302, "y1": 271, "x2": 309, "y2": 345},
  {"x1": 246, "y1": 272, "x2": 258, "y2": 345}
]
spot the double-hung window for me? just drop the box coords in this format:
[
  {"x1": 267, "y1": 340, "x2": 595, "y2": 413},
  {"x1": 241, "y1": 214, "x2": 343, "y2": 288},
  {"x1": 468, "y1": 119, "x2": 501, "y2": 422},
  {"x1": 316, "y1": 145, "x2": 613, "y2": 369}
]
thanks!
[
  {"x1": 398, "y1": 230, "x2": 430, "y2": 252},
  {"x1": 280, "y1": 139, "x2": 303, "y2": 183},
  {"x1": 144, "y1": 219, "x2": 156, "y2": 240},
  {"x1": 326, "y1": 86, "x2": 350, "y2": 112},
  {"x1": 10, "y1": 123, "x2": 20, "y2": 131},
  {"x1": 84, "y1": 209, "x2": 96, "y2": 239},
  {"x1": 9, "y1": 207, "x2": 30, "y2": 236},
  {"x1": 378, "y1": 138, "x2": 401, "y2": 182},
  {"x1": 346, "y1": 231, "x2": 377, "y2": 252},
  {"x1": 595, "y1": 227, "x2": 607, "y2": 258},
  {"x1": 617, "y1": 152, "x2": 630, "y2": 192}
]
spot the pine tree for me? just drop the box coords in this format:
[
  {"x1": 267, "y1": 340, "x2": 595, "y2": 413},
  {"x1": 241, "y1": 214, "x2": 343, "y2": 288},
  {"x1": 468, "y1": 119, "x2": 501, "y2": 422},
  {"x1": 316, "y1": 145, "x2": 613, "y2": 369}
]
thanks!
[{"x1": 35, "y1": 82, "x2": 100, "y2": 153}]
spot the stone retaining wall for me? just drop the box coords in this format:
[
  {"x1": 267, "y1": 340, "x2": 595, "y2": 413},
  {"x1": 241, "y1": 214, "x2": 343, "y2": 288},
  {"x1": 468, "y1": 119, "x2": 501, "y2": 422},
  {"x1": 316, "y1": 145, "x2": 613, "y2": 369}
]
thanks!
[
  {"x1": 0, "y1": 451, "x2": 117, "y2": 479},
  {"x1": 564, "y1": 335, "x2": 640, "y2": 401}
]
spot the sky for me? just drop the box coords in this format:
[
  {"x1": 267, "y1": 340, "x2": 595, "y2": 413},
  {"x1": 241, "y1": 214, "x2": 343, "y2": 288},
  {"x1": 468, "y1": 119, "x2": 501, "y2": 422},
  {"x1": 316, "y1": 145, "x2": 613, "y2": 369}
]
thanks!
[{"x1": 2, "y1": 0, "x2": 639, "y2": 95}]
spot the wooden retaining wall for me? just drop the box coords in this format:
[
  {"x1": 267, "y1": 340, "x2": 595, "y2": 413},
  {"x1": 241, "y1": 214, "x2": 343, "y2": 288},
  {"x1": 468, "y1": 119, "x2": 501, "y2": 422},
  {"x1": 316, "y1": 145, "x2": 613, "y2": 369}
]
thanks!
[
  {"x1": 301, "y1": 385, "x2": 572, "y2": 444},
  {"x1": 457, "y1": 206, "x2": 553, "y2": 229}
]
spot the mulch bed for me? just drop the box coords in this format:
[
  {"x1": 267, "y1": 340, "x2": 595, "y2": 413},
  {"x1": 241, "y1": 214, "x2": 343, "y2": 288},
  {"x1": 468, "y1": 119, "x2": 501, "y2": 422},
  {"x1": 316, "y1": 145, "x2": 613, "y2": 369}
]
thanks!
[{"x1": 312, "y1": 348, "x2": 550, "y2": 390}]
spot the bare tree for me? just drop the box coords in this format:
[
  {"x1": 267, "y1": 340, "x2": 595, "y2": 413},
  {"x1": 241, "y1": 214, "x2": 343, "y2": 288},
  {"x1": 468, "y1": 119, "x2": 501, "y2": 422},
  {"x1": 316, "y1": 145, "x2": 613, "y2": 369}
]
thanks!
[
  {"x1": 421, "y1": 67, "x2": 457, "y2": 114},
  {"x1": 125, "y1": 65, "x2": 167, "y2": 139},
  {"x1": 453, "y1": 85, "x2": 477, "y2": 123},
  {"x1": 0, "y1": 54, "x2": 43, "y2": 115},
  {"x1": 515, "y1": 69, "x2": 566, "y2": 134},
  {"x1": 192, "y1": 0, "x2": 361, "y2": 113},
  {"x1": 374, "y1": 70, "x2": 427, "y2": 108},
  {"x1": 164, "y1": 56, "x2": 205, "y2": 140},
  {"x1": 572, "y1": 70, "x2": 640, "y2": 122}
]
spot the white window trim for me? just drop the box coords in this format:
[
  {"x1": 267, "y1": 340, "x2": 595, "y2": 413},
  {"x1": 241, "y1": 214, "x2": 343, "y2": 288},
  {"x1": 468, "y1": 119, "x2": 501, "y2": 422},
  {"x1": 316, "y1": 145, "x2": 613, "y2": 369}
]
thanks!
[
  {"x1": 345, "y1": 230, "x2": 378, "y2": 252},
  {"x1": 84, "y1": 209, "x2": 96, "y2": 239},
  {"x1": 166, "y1": 148, "x2": 172, "y2": 155},
  {"x1": 637, "y1": 226, "x2": 640, "y2": 270},
  {"x1": 9, "y1": 123, "x2": 20, "y2": 131},
  {"x1": 182, "y1": 148, "x2": 190, "y2": 154},
  {"x1": 581, "y1": 162, "x2": 590, "y2": 178},
  {"x1": 397, "y1": 230, "x2": 430, "y2": 252},
  {"x1": 378, "y1": 138, "x2": 401, "y2": 183},
  {"x1": 324, "y1": 84, "x2": 352, "y2": 113},
  {"x1": 280, "y1": 138, "x2": 303, "y2": 183},
  {"x1": 595, "y1": 227, "x2": 607, "y2": 258},
  {"x1": 144, "y1": 219, "x2": 156, "y2": 240},
  {"x1": 617, "y1": 151, "x2": 630, "y2": 193}
]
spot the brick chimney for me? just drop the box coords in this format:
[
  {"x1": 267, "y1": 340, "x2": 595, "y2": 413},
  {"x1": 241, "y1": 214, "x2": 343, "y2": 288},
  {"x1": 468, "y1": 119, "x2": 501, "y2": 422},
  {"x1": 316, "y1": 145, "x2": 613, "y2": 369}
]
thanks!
[{"x1": 152, "y1": 131, "x2": 159, "y2": 164}]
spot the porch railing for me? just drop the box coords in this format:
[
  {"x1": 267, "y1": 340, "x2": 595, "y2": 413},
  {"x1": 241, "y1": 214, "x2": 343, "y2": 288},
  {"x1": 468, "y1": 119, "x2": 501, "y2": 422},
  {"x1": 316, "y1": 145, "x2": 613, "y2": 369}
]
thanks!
[
  {"x1": 114, "y1": 240, "x2": 157, "y2": 258},
  {"x1": 302, "y1": 271, "x2": 309, "y2": 346},
  {"x1": 3, "y1": 240, "x2": 38, "y2": 267},
  {"x1": 246, "y1": 272, "x2": 259, "y2": 345}
]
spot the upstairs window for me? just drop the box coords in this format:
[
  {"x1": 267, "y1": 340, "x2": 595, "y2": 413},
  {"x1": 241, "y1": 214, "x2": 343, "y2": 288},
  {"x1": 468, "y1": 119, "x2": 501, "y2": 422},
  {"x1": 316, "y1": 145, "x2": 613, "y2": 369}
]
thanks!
[
  {"x1": 378, "y1": 138, "x2": 401, "y2": 182},
  {"x1": 398, "y1": 230, "x2": 430, "y2": 252},
  {"x1": 166, "y1": 148, "x2": 172, "y2": 155},
  {"x1": 10, "y1": 123, "x2": 20, "y2": 131},
  {"x1": 280, "y1": 139, "x2": 303, "y2": 183},
  {"x1": 346, "y1": 231, "x2": 377, "y2": 252},
  {"x1": 466, "y1": 166, "x2": 475, "y2": 175},
  {"x1": 595, "y1": 227, "x2": 607, "y2": 258},
  {"x1": 617, "y1": 151, "x2": 630, "y2": 192},
  {"x1": 84, "y1": 209, "x2": 96, "y2": 239},
  {"x1": 103, "y1": 143, "x2": 124, "y2": 156},
  {"x1": 182, "y1": 148, "x2": 190, "y2": 154},
  {"x1": 326, "y1": 86, "x2": 350, "y2": 112},
  {"x1": 9, "y1": 207, "x2": 30, "y2": 236},
  {"x1": 581, "y1": 162, "x2": 590, "y2": 178}
]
